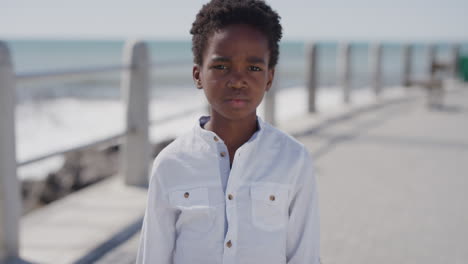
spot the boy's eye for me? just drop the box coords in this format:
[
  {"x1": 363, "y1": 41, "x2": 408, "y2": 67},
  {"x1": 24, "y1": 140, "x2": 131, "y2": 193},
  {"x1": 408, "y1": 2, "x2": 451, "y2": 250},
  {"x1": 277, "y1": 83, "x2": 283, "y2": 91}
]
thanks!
[
  {"x1": 249, "y1": 66, "x2": 262, "y2": 72},
  {"x1": 212, "y1": 65, "x2": 228, "y2": 70}
]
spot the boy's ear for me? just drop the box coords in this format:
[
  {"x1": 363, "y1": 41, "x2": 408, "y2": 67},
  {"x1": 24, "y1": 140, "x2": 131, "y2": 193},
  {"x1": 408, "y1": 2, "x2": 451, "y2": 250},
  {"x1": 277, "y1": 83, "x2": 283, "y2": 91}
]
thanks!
[
  {"x1": 266, "y1": 68, "x2": 275, "y2": 92},
  {"x1": 193, "y1": 64, "x2": 203, "y2": 89}
]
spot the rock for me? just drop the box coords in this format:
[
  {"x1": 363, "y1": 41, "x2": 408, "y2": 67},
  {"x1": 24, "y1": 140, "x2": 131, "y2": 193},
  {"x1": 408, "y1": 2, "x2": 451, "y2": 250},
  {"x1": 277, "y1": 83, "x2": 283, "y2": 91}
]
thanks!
[
  {"x1": 21, "y1": 138, "x2": 174, "y2": 214},
  {"x1": 21, "y1": 179, "x2": 45, "y2": 213}
]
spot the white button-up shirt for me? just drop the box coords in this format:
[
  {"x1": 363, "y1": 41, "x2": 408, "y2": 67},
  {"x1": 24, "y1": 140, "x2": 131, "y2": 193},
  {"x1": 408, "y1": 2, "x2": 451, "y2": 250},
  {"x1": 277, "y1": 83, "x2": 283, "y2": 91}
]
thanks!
[{"x1": 136, "y1": 116, "x2": 320, "y2": 264}]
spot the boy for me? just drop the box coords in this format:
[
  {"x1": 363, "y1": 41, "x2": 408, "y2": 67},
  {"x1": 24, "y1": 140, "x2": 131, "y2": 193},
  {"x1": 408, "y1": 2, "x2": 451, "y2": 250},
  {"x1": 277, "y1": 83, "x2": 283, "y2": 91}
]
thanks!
[{"x1": 136, "y1": 0, "x2": 320, "y2": 263}]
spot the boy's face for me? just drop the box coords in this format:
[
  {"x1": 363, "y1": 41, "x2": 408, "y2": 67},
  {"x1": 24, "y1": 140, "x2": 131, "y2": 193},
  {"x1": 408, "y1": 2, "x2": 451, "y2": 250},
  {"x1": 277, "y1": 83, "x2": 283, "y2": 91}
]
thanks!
[{"x1": 193, "y1": 24, "x2": 274, "y2": 122}]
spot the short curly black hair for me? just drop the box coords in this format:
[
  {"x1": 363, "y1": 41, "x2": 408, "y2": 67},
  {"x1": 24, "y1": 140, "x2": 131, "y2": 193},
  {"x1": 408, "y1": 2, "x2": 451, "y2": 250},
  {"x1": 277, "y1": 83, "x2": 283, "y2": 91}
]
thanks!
[{"x1": 190, "y1": 0, "x2": 282, "y2": 68}]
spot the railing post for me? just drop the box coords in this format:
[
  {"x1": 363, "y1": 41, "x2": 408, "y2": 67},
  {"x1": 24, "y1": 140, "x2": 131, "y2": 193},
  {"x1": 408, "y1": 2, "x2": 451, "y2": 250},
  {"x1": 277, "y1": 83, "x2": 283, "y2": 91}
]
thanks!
[
  {"x1": 451, "y1": 44, "x2": 460, "y2": 80},
  {"x1": 369, "y1": 43, "x2": 383, "y2": 97},
  {"x1": 402, "y1": 44, "x2": 412, "y2": 87},
  {"x1": 338, "y1": 42, "x2": 351, "y2": 104},
  {"x1": 0, "y1": 41, "x2": 21, "y2": 262},
  {"x1": 121, "y1": 40, "x2": 151, "y2": 186},
  {"x1": 264, "y1": 68, "x2": 277, "y2": 125},
  {"x1": 428, "y1": 44, "x2": 437, "y2": 84},
  {"x1": 306, "y1": 43, "x2": 318, "y2": 113}
]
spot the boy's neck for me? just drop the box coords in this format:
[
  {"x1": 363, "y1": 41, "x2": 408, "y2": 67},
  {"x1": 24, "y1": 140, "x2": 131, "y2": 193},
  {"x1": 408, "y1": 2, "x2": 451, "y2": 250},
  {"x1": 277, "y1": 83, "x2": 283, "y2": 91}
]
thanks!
[{"x1": 204, "y1": 113, "x2": 258, "y2": 164}]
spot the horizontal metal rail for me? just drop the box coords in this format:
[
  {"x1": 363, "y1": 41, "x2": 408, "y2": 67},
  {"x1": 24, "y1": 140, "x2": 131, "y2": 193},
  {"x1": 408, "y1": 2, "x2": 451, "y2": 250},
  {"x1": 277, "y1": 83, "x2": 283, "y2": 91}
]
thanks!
[
  {"x1": 15, "y1": 60, "x2": 190, "y2": 82},
  {"x1": 17, "y1": 104, "x2": 206, "y2": 167},
  {"x1": 18, "y1": 131, "x2": 127, "y2": 167},
  {"x1": 16, "y1": 64, "x2": 131, "y2": 81},
  {"x1": 13, "y1": 58, "x2": 194, "y2": 168},
  {"x1": 149, "y1": 105, "x2": 206, "y2": 126},
  {"x1": 151, "y1": 59, "x2": 191, "y2": 68}
]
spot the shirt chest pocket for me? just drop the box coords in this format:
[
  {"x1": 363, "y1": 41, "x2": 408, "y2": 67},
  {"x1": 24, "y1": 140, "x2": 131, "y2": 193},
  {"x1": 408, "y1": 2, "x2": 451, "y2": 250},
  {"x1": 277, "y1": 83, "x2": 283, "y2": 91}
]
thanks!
[
  {"x1": 169, "y1": 187, "x2": 217, "y2": 237},
  {"x1": 250, "y1": 184, "x2": 289, "y2": 232}
]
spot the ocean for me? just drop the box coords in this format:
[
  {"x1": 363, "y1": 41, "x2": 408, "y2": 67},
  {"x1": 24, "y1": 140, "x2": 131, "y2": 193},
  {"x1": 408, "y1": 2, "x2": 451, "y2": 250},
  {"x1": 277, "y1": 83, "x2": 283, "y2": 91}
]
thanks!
[
  {"x1": 5, "y1": 39, "x2": 466, "y2": 179},
  {"x1": 11, "y1": 40, "x2": 466, "y2": 99}
]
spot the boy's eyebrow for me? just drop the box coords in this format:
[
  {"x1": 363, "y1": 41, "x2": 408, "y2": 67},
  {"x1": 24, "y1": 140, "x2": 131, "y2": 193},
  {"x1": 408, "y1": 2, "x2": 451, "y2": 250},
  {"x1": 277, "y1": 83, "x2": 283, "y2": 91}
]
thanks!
[
  {"x1": 246, "y1": 56, "x2": 266, "y2": 65},
  {"x1": 210, "y1": 56, "x2": 231, "y2": 62},
  {"x1": 209, "y1": 55, "x2": 266, "y2": 65}
]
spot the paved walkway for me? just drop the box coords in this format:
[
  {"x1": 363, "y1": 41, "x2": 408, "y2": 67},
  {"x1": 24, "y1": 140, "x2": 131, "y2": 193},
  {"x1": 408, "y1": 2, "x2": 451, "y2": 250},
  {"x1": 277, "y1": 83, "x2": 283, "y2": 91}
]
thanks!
[
  {"x1": 18, "y1": 85, "x2": 468, "y2": 263},
  {"x1": 294, "y1": 87, "x2": 468, "y2": 264},
  {"x1": 19, "y1": 177, "x2": 147, "y2": 264}
]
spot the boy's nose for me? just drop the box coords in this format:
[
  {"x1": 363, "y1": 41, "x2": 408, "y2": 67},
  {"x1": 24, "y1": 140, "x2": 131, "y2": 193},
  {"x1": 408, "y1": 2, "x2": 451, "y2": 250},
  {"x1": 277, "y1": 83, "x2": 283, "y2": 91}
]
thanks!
[{"x1": 227, "y1": 71, "x2": 247, "y2": 89}]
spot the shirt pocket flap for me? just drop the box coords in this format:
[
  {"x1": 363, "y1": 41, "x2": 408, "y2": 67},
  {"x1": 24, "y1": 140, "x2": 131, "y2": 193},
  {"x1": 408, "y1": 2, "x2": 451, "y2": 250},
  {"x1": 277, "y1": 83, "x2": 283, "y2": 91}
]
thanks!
[
  {"x1": 250, "y1": 184, "x2": 289, "y2": 206},
  {"x1": 169, "y1": 187, "x2": 210, "y2": 209}
]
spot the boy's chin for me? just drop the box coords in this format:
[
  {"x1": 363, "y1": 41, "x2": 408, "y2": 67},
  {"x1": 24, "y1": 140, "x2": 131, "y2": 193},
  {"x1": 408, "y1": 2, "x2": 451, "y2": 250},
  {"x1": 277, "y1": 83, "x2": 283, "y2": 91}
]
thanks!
[{"x1": 212, "y1": 109, "x2": 258, "y2": 122}]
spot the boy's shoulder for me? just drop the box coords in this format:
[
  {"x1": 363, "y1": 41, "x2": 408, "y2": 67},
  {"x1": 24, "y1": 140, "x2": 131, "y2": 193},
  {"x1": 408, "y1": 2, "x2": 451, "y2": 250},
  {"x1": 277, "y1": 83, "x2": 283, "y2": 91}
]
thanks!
[
  {"x1": 155, "y1": 128, "x2": 201, "y2": 159},
  {"x1": 151, "y1": 126, "x2": 211, "y2": 167},
  {"x1": 260, "y1": 120, "x2": 309, "y2": 155},
  {"x1": 149, "y1": 126, "x2": 218, "y2": 184}
]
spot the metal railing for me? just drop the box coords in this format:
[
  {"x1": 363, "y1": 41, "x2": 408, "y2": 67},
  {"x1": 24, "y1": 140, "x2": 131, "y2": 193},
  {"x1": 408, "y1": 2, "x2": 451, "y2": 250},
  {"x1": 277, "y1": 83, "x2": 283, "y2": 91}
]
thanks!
[
  {"x1": 0, "y1": 39, "x2": 462, "y2": 262},
  {"x1": 1, "y1": 40, "x2": 157, "y2": 262}
]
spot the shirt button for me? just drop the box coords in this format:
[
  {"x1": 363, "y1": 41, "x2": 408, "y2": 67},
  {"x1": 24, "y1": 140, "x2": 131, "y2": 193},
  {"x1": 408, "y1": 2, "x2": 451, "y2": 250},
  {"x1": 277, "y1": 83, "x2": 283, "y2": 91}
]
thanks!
[
  {"x1": 269, "y1": 195, "x2": 275, "y2": 201},
  {"x1": 214, "y1": 136, "x2": 219, "y2": 142},
  {"x1": 226, "y1": 240, "x2": 232, "y2": 248},
  {"x1": 184, "y1": 192, "x2": 190, "y2": 198},
  {"x1": 228, "y1": 194, "x2": 234, "y2": 200},
  {"x1": 220, "y1": 152, "x2": 226, "y2": 157}
]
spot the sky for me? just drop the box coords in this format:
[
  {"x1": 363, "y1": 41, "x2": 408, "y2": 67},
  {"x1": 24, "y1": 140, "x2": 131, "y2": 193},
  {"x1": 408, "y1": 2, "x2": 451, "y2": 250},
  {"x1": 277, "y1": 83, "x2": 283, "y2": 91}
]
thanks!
[{"x1": 1, "y1": 0, "x2": 467, "y2": 42}]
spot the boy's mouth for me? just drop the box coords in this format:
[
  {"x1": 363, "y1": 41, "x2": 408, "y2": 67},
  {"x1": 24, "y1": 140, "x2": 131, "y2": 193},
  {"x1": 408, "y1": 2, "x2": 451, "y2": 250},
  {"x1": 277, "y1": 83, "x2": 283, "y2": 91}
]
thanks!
[{"x1": 225, "y1": 98, "x2": 248, "y2": 107}]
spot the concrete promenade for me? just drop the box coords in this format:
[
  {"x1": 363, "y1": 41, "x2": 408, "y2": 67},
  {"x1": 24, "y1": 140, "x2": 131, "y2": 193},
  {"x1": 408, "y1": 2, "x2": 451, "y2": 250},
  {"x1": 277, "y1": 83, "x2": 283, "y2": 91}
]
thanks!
[
  {"x1": 294, "y1": 86, "x2": 468, "y2": 264},
  {"x1": 18, "y1": 85, "x2": 468, "y2": 263},
  {"x1": 19, "y1": 178, "x2": 147, "y2": 264}
]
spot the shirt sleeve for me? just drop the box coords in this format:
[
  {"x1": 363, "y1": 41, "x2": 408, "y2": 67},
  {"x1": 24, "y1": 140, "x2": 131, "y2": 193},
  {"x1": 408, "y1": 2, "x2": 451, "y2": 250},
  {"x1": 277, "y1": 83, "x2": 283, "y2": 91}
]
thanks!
[
  {"x1": 136, "y1": 158, "x2": 178, "y2": 264},
  {"x1": 286, "y1": 148, "x2": 320, "y2": 264}
]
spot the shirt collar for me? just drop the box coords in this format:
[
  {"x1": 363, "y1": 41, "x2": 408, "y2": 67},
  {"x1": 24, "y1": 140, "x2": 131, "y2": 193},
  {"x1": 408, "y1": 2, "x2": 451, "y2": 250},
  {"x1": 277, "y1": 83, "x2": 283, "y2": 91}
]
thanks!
[{"x1": 195, "y1": 116, "x2": 265, "y2": 144}]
